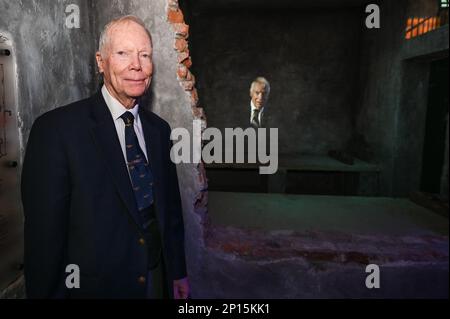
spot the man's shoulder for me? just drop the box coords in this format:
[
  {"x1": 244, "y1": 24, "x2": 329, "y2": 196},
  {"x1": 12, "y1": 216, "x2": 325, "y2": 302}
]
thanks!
[{"x1": 32, "y1": 94, "x2": 97, "y2": 126}]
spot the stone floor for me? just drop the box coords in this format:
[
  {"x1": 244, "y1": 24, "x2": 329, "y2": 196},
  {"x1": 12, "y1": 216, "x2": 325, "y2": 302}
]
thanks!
[
  {"x1": 196, "y1": 191, "x2": 449, "y2": 298},
  {"x1": 208, "y1": 192, "x2": 448, "y2": 236}
]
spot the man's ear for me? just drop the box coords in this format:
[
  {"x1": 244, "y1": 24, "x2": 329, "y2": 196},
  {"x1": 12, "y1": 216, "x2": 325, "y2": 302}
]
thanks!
[{"x1": 95, "y1": 52, "x2": 104, "y2": 73}]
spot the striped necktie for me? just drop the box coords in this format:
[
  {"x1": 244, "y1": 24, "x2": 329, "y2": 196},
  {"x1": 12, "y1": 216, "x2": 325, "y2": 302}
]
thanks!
[{"x1": 120, "y1": 111, "x2": 154, "y2": 228}]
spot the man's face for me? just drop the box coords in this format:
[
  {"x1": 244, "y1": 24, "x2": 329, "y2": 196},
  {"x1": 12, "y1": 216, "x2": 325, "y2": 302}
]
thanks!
[
  {"x1": 251, "y1": 83, "x2": 269, "y2": 109},
  {"x1": 96, "y1": 21, "x2": 153, "y2": 108}
]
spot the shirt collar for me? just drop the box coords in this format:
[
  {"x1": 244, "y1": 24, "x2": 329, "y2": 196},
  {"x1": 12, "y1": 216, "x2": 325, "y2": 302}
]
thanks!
[
  {"x1": 102, "y1": 85, "x2": 139, "y2": 121},
  {"x1": 250, "y1": 101, "x2": 264, "y2": 114}
]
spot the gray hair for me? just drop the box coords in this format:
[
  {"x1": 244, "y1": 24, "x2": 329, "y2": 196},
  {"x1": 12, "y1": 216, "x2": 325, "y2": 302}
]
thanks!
[
  {"x1": 98, "y1": 15, "x2": 152, "y2": 56},
  {"x1": 250, "y1": 77, "x2": 271, "y2": 95}
]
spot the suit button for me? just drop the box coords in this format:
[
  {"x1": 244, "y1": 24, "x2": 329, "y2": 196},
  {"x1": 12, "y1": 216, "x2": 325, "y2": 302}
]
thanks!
[
  {"x1": 138, "y1": 276, "x2": 146, "y2": 285},
  {"x1": 139, "y1": 238, "x2": 146, "y2": 245}
]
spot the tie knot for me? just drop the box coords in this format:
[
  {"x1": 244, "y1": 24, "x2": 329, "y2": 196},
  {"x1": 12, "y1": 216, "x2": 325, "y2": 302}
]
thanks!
[{"x1": 121, "y1": 111, "x2": 135, "y2": 125}]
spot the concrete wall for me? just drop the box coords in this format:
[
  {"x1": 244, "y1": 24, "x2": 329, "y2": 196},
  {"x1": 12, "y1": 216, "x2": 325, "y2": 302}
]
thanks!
[
  {"x1": 188, "y1": 7, "x2": 363, "y2": 155},
  {"x1": 0, "y1": 0, "x2": 95, "y2": 152},
  {"x1": 0, "y1": 0, "x2": 95, "y2": 297},
  {"x1": 356, "y1": 0, "x2": 449, "y2": 196}
]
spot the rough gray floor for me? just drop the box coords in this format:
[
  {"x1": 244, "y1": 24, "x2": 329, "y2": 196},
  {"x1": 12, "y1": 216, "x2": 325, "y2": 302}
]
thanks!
[
  {"x1": 208, "y1": 191, "x2": 448, "y2": 236},
  {"x1": 195, "y1": 191, "x2": 449, "y2": 298}
]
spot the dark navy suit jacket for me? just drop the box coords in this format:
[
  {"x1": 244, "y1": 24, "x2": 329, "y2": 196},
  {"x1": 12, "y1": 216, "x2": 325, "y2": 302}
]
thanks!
[{"x1": 21, "y1": 92, "x2": 186, "y2": 298}]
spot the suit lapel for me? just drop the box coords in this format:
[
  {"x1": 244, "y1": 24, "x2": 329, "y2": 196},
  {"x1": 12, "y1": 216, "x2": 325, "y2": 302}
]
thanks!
[
  {"x1": 139, "y1": 107, "x2": 162, "y2": 217},
  {"x1": 139, "y1": 109, "x2": 162, "y2": 207},
  {"x1": 88, "y1": 92, "x2": 143, "y2": 231}
]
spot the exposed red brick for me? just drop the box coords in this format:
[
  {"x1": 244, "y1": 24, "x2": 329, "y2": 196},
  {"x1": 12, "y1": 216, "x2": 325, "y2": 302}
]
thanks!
[
  {"x1": 187, "y1": 72, "x2": 195, "y2": 83},
  {"x1": 172, "y1": 23, "x2": 189, "y2": 38},
  {"x1": 166, "y1": 2, "x2": 208, "y2": 224},
  {"x1": 182, "y1": 57, "x2": 192, "y2": 68},
  {"x1": 167, "y1": 0, "x2": 179, "y2": 9},
  {"x1": 180, "y1": 80, "x2": 194, "y2": 91},
  {"x1": 168, "y1": 9, "x2": 184, "y2": 24},
  {"x1": 185, "y1": 70, "x2": 194, "y2": 81},
  {"x1": 177, "y1": 51, "x2": 189, "y2": 64},
  {"x1": 222, "y1": 243, "x2": 251, "y2": 255},
  {"x1": 177, "y1": 65, "x2": 188, "y2": 79},
  {"x1": 192, "y1": 106, "x2": 206, "y2": 120},
  {"x1": 190, "y1": 88, "x2": 199, "y2": 107},
  {"x1": 174, "y1": 38, "x2": 188, "y2": 52}
]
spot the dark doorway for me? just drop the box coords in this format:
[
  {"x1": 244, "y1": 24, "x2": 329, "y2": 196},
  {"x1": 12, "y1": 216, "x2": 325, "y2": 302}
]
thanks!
[{"x1": 420, "y1": 57, "x2": 449, "y2": 193}]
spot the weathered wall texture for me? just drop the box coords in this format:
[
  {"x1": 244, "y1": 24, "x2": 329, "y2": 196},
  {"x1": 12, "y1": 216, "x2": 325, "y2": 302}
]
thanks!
[
  {"x1": 357, "y1": 0, "x2": 449, "y2": 196},
  {"x1": 0, "y1": 0, "x2": 95, "y2": 297},
  {"x1": 0, "y1": 0, "x2": 95, "y2": 153},
  {"x1": 188, "y1": 7, "x2": 362, "y2": 155}
]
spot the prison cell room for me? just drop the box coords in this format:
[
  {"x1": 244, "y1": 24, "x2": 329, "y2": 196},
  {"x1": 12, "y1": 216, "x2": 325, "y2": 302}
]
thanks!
[
  {"x1": 0, "y1": 0, "x2": 449, "y2": 298},
  {"x1": 184, "y1": 0, "x2": 449, "y2": 298}
]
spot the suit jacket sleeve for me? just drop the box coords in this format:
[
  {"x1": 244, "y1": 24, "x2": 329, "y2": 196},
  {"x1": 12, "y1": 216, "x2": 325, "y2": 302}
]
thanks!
[
  {"x1": 163, "y1": 122, "x2": 187, "y2": 280},
  {"x1": 21, "y1": 113, "x2": 71, "y2": 298}
]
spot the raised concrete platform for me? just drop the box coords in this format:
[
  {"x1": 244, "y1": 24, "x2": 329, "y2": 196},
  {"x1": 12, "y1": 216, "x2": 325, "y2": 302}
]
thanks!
[
  {"x1": 198, "y1": 192, "x2": 448, "y2": 298},
  {"x1": 205, "y1": 155, "x2": 380, "y2": 195},
  {"x1": 206, "y1": 154, "x2": 380, "y2": 172},
  {"x1": 208, "y1": 192, "x2": 448, "y2": 236}
]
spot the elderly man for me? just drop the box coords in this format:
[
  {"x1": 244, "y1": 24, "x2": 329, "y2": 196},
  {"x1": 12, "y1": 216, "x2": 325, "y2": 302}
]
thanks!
[
  {"x1": 249, "y1": 77, "x2": 270, "y2": 128},
  {"x1": 21, "y1": 15, "x2": 189, "y2": 299}
]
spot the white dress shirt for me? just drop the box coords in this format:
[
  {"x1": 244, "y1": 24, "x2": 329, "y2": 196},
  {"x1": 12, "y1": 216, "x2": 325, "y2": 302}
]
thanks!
[
  {"x1": 250, "y1": 101, "x2": 264, "y2": 127},
  {"x1": 101, "y1": 85, "x2": 149, "y2": 164}
]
